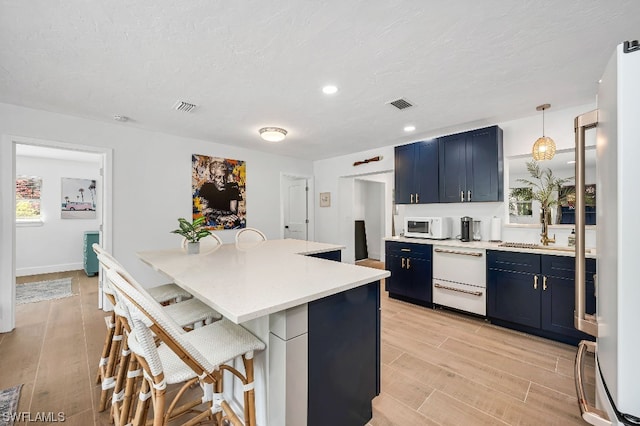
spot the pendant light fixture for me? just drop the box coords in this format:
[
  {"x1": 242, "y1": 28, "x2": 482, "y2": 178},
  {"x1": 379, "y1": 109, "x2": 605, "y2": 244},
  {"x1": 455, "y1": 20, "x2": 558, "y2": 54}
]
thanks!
[{"x1": 532, "y1": 104, "x2": 556, "y2": 160}]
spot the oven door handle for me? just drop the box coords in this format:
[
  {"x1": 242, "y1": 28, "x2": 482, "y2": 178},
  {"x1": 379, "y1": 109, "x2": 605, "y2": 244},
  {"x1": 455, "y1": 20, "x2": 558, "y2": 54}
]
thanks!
[
  {"x1": 433, "y1": 282, "x2": 483, "y2": 297},
  {"x1": 575, "y1": 340, "x2": 610, "y2": 426},
  {"x1": 434, "y1": 248, "x2": 483, "y2": 257}
]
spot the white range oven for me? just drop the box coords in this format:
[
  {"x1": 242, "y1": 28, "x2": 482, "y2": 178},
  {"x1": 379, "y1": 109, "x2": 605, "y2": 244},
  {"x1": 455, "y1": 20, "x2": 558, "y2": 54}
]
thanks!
[{"x1": 432, "y1": 245, "x2": 486, "y2": 316}]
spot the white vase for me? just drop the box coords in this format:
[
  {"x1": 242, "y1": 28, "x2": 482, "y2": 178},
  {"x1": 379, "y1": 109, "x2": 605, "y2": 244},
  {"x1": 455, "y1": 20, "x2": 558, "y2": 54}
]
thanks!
[{"x1": 186, "y1": 241, "x2": 200, "y2": 254}]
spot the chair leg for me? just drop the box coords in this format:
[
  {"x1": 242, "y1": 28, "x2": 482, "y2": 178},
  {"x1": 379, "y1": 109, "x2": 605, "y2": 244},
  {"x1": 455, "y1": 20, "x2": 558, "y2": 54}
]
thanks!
[
  {"x1": 242, "y1": 354, "x2": 257, "y2": 426},
  {"x1": 132, "y1": 378, "x2": 152, "y2": 426},
  {"x1": 96, "y1": 313, "x2": 116, "y2": 384},
  {"x1": 111, "y1": 336, "x2": 131, "y2": 425},
  {"x1": 100, "y1": 316, "x2": 124, "y2": 411},
  {"x1": 120, "y1": 356, "x2": 142, "y2": 426}
]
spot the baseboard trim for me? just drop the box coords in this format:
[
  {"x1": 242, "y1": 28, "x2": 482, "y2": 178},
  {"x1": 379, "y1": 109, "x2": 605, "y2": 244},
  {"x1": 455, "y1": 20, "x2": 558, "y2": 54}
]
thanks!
[{"x1": 16, "y1": 263, "x2": 83, "y2": 277}]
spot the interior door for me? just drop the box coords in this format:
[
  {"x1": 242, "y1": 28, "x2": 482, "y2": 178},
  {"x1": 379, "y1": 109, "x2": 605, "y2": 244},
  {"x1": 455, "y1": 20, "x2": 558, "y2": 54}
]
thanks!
[{"x1": 284, "y1": 177, "x2": 308, "y2": 240}]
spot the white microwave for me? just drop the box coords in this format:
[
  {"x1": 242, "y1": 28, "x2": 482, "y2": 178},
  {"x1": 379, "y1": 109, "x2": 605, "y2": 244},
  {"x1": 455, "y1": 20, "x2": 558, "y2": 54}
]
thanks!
[{"x1": 404, "y1": 217, "x2": 452, "y2": 240}]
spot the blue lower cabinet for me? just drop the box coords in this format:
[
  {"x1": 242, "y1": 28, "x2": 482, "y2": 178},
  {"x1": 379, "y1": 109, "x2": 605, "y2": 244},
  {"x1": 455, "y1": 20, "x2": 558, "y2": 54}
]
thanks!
[
  {"x1": 487, "y1": 251, "x2": 596, "y2": 345},
  {"x1": 308, "y1": 249, "x2": 342, "y2": 262},
  {"x1": 385, "y1": 241, "x2": 432, "y2": 306},
  {"x1": 308, "y1": 281, "x2": 380, "y2": 426},
  {"x1": 487, "y1": 268, "x2": 541, "y2": 329},
  {"x1": 540, "y1": 256, "x2": 596, "y2": 342}
]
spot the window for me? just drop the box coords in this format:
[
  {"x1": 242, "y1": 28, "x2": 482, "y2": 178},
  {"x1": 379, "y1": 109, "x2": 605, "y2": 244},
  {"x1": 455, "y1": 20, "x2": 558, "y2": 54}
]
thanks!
[{"x1": 16, "y1": 176, "x2": 42, "y2": 221}]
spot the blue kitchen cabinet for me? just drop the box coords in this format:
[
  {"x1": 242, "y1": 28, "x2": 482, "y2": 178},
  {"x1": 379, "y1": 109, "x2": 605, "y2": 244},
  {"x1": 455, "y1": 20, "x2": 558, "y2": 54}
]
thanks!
[
  {"x1": 308, "y1": 249, "x2": 342, "y2": 262},
  {"x1": 487, "y1": 250, "x2": 596, "y2": 345},
  {"x1": 308, "y1": 280, "x2": 380, "y2": 426},
  {"x1": 83, "y1": 231, "x2": 99, "y2": 276},
  {"x1": 394, "y1": 140, "x2": 439, "y2": 204},
  {"x1": 385, "y1": 241, "x2": 432, "y2": 306},
  {"x1": 439, "y1": 125, "x2": 503, "y2": 203},
  {"x1": 540, "y1": 255, "x2": 596, "y2": 341},
  {"x1": 487, "y1": 251, "x2": 541, "y2": 328}
]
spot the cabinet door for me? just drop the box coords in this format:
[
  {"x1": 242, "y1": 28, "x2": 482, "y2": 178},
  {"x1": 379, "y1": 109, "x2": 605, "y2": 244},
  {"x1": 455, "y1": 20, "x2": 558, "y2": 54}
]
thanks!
[
  {"x1": 394, "y1": 144, "x2": 415, "y2": 204},
  {"x1": 540, "y1": 255, "x2": 596, "y2": 340},
  {"x1": 385, "y1": 254, "x2": 410, "y2": 295},
  {"x1": 540, "y1": 275, "x2": 592, "y2": 339},
  {"x1": 414, "y1": 140, "x2": 439, "y2": 203},
  {"x1": 438, "y1": 133, "x2": 467, "y2": 202},
  {"x1": 487, "y1": 269, "x2": 541, "y2": 328},
  {"x1": 466, "y1": 126, "x2": 503, "y2": 202},
  {"x1": 385, "y1": 254, "x2": 431, "y2": 302}
]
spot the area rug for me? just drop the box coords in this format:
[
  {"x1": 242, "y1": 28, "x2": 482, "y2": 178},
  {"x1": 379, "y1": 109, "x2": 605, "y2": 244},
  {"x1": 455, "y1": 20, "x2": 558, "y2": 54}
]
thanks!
[
  {"x1": 0, "y1": 384, "x2": 22, "y2": 426},
  {"x1": 16, "y1": 278, "x2": 73, "y2": 305}
]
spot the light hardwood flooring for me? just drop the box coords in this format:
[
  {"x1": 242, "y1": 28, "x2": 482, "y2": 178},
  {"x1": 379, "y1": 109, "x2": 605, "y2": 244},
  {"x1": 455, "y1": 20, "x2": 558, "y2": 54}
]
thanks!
[{"x1": 1, "y1": 265, "x2": 594, "y2": 425}]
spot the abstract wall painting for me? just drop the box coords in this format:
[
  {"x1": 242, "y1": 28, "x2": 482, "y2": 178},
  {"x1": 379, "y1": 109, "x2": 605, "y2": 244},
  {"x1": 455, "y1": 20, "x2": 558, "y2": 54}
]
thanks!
[{"x1": 192, "y1": 154, "x2": 246, "y2": 230}]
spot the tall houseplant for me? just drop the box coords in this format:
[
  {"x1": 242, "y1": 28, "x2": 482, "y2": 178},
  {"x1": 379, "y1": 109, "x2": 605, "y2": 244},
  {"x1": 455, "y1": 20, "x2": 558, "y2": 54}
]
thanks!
[
  {"x1": 517, "y1": 161, "x2": 574, "y2": 225},
  {"x1": 171, "y1": 217, "x2": 212, "y2": 254}
]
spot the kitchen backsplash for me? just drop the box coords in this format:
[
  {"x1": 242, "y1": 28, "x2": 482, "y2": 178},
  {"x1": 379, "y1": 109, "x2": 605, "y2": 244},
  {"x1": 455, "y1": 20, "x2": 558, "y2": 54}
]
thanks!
[{"x1": 397, "y1": 203, "x2": 596, "y2": 248}]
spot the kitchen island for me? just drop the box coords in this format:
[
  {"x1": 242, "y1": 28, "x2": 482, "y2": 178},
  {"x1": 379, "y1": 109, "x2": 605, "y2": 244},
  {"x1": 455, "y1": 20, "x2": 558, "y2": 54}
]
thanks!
[{"x1": 138, "y1": 239, "x2": 389, "y2": 426}]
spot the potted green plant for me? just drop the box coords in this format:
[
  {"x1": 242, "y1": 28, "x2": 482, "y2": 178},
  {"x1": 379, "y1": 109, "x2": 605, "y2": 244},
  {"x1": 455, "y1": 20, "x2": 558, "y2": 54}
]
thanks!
[
  {"x1": 171, "y1": 217, "x2": 212, "y2": 254},
  {"x1": 517, "y1": 161, "x2": 574, "y2": 225}
]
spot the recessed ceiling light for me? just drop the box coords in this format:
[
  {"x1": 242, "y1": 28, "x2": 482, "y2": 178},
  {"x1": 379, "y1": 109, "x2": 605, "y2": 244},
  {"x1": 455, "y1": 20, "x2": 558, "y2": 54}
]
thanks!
[
  {"x1": 404, "y1": 125, "x2": 416, "y2": 132},
  {"x1": 259, "y1": 127, "x2": 288, "y2": 142},
  {"x1": 322, "y1": 85, "x2": 338, "y2": 95},
  {"x1": 567, "y1": 160, "x2": 576, "y2": 164}
]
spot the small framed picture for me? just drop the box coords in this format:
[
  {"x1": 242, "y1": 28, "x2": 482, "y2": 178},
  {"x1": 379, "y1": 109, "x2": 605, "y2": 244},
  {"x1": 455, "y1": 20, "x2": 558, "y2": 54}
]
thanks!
[{"x1": 319, "y1": 192, "x2": 331, "y2": 207}]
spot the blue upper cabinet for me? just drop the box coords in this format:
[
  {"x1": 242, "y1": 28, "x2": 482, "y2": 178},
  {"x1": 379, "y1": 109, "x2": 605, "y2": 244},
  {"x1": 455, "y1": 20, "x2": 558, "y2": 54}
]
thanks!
[
  {"x1": 394, "y1": 139, "x2": 439, "y2": 204},
  {"x1": 439, "y1": 125, "x2": 503, "y2": 203}
]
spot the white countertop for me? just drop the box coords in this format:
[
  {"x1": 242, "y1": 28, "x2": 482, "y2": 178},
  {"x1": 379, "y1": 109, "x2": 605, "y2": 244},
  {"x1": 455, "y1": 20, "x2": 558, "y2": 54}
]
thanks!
[
  {"x1": 138, "y1": 239, "x2": 390, "y2": 324},
  {"x1": 385, "y1": 236, "x2": 596, "y2": 258}
]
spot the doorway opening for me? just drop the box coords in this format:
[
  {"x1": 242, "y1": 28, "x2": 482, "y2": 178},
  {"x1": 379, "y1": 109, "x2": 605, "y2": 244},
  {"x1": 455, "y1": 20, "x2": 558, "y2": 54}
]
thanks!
[{"x1": 1, "y1": 136, "x2": 112, "y2": 332}]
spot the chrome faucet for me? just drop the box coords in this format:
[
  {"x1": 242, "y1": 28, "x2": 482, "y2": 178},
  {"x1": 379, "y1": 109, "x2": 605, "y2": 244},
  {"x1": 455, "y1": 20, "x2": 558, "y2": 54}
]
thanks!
[{"x1": 540, "y1": 212, "x2": 556, "y2": 246}]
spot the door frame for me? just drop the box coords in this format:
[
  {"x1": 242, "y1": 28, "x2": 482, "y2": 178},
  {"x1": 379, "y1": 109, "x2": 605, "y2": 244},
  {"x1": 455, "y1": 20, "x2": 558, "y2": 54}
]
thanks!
[
  {"x1": 0, "y1": 135, "x2": 113, "y2": 332},
  {"x1": 279, "y1": 173, "x2": 314, "y2": 241}
]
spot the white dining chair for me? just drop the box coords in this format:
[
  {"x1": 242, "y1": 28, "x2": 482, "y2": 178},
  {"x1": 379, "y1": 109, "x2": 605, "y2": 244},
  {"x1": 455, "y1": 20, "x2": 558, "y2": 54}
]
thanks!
[{"x1": 235, "y1": 227, "x2": 267, "y2": 244}]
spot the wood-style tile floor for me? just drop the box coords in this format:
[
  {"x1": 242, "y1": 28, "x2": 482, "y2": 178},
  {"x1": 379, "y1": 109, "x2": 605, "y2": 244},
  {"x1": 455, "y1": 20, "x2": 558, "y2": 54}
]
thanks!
[{"x1": 1, "y1": 264, "x2": 593, "y2": 425}]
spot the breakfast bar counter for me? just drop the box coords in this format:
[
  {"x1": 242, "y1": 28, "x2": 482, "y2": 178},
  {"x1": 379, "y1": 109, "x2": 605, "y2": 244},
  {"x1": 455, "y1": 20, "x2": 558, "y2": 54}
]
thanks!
[{"x1": 138, "y1": 239, "x2": 389, "y2": 426}]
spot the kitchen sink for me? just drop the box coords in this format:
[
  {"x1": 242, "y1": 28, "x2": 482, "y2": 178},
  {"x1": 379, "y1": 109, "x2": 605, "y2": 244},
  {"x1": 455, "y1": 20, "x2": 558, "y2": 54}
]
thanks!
[{"x1": 498, "y1": 242, "x2": 592, "y2": 253}]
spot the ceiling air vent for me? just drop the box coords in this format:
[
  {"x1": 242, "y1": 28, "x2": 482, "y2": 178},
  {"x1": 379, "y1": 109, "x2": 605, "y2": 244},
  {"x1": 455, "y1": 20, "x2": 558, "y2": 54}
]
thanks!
[
  {"x1": 173, "y1": 101, "x2": 197, "y2": 113},
  {"x1": 388, "y1": 98, "x2": 413, "y2": 110}
]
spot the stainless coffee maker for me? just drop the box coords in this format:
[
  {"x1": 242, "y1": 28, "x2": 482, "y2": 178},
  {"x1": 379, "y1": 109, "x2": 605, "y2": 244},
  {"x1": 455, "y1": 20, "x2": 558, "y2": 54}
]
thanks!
[{"x1": 461, "y1": 216, "x2": 473, "y2": 242}]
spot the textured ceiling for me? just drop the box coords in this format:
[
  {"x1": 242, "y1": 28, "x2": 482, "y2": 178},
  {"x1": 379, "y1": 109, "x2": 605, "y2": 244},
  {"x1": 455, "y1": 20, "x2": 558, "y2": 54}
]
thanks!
[{"x1": 1, "y1": 1, "x2": 639, "y2": 160}]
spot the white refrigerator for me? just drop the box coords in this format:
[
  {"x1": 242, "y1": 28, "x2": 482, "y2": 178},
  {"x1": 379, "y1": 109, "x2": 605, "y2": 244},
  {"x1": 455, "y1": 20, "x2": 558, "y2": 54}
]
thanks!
[{"x1": 574, "y1": 40, "x2": 640, "y2": 426}]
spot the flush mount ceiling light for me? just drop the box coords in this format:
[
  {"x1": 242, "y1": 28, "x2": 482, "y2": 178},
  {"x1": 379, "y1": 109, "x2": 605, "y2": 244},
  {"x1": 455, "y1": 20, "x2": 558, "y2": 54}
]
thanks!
[
  {"x1": 532, "y1": 103, "x2": 556, "y2": 161},
  {"x1": 322, "y1": 85, "x2": 338, "y2": 95},
  {"x1": 259, "y1": 127, "x2": 288, "y2": 142}
]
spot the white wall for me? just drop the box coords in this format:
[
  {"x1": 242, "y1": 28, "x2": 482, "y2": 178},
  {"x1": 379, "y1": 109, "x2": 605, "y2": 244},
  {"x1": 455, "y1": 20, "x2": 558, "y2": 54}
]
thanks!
[
  {"x1": 15, "y1": 155, "x2": 101, "y2": 275},
  {"x1": 0, "y1": 102, "x2": 313, "y2": 331},
  {"x1": 313, "y1": 102, "x2": 598, "y2": 250}
]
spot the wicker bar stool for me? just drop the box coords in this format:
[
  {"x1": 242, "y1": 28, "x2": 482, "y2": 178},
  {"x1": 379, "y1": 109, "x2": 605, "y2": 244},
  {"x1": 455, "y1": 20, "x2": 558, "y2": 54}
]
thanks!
[
  {"x1": 107, "y1": 267, "x2": 266, "y2": 426},
  {"x1": 93, "y1": 245, "x2": 222, "y2": 415}
]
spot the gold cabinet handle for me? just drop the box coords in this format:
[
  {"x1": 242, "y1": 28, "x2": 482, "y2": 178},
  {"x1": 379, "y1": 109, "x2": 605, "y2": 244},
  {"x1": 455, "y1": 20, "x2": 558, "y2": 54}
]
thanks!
[
  {"x1": 543, "y1": 276, "x2": 548, "y2": 291},
  {"x1": 401, "y1": 257, "x2": 405, "y2": 269},
  {"x1": 415, "y1": 193, "x2": 419, "y2": 203},
  {"x1": 410, "y1": 194, "x2": 414, "y2": 204},
  {"x1": 401, "y1": 248, "x2": 411, "y2": 252},
  {"x1": 406, "y1": 258, "x2": 411, "y2": 269},
  {"x1": 534, "y1": 275, "x2": 538, "y2": 290}
]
